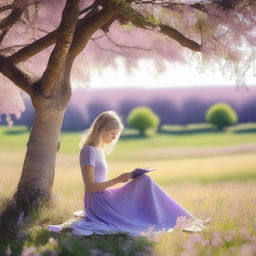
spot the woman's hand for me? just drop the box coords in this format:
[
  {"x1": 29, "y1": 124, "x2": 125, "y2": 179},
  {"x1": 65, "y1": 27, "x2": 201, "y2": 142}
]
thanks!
[{"x1": 117, "y1": 172, "x2": 132, "y2": 183}]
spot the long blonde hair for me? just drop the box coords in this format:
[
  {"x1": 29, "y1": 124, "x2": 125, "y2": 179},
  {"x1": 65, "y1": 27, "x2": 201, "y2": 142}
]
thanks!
[{"x1": 79, "y1": 110, "x2": 124, "y2": 155}]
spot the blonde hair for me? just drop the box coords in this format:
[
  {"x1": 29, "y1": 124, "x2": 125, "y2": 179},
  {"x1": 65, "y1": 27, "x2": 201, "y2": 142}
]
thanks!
[{"x1": 79, "y1": 110, "x2": 124, "y2": 155}]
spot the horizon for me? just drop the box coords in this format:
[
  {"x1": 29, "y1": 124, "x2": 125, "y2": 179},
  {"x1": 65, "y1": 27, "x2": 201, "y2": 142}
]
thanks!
[{"x1": 74, "y1": 58, "x2": 256, "y2": 90}]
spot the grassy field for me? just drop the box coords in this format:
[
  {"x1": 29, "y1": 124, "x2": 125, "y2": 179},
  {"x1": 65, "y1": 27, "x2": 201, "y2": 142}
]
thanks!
[{"x1": 0, "y1": 125, "x2": 256, "y2": 255}]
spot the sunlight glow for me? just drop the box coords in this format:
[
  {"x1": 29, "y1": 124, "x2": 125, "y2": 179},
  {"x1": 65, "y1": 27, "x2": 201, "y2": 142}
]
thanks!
[{"x1": 75, "y1": 57, "x2": 256, "y2": 90}]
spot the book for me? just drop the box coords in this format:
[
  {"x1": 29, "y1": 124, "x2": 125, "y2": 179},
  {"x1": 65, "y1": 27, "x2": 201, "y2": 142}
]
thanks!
[{"x1": 131, "y1": 168, "x2": 156, "y2": 179}]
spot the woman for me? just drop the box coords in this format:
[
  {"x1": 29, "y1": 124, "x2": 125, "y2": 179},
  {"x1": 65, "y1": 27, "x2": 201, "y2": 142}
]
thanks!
[{"x1": 49, "y1": 111, "x2": 210, "y2": 236}]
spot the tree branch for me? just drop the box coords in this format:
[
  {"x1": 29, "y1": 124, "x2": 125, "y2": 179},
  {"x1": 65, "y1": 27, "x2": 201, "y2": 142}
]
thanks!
[
  {"x1": 133, "y1": 0, "x2": 212, "y2": 5},
  {"x1": 162, "y1": 3, "x2": 209, "y2": 13},
  {"x1": 0, "y1": 4, "x2": 13, "y2": 13},
  {"x1": 68, "y1": 3, "x2": 119, "y2": 59},
  {"x1": 160, "y1": 24, "x2": 201, "y2": 51},
  {"x1": 9, "y1": 29, "x2": 57, "y2": 64},
  {"x1": 92, "y1": 39, "x2": 123, "y2": 55},
  {"x1": 0, "y1": 44, "x2": 28, "y2": 54},
  {"x1": 40, "y1": 0, "x2": 79, "y2": 97},
  {"x1": 9, "y1": 3, "x2": 111, "y2": 64},
  {"x1": 0, "y1": 54, "x2": 33, "y2": 95},
  {"x1": 121, "y1": 7, "x2": 201, "y2": 52},
  {"x1": 0, "y1": 7, "x2": 23, "y2": 44},
  {"x1": 105, "y1": 34, "x2": 151, "y2": 51},
  {"x1": 79, "y1": 0, "x2": 99, "y2": 16}
]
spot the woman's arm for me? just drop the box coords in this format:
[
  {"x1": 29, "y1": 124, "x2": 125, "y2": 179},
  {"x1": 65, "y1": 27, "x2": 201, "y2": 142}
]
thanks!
[{"x1": 82, "y1": 165, "x2": 131, "y2": 193}]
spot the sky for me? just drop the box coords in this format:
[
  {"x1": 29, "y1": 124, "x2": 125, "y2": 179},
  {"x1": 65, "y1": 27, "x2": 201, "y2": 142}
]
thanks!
[{"x1": 79, "y1": 57, "x2": 256, "y2": 90}]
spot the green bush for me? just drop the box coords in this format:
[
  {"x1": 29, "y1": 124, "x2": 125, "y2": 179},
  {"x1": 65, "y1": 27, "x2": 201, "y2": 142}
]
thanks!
[
  {"x1": 127, "y1": 107, "x2": 160, "y2": 136},
  {"x1": 206, "y1": 103, "x2": 238, "y2": 130}
]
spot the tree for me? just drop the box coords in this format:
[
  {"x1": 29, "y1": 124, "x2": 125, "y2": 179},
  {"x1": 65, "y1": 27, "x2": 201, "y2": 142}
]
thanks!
[
  {"x1": 206, "y1": 102, "x2": 238, "y2": 130},
  {"x1": 0, "y1": 0, "x2": 255, "y2": 234},
  {"x1": 127, "y1": 106, "x2": 159, "y2": 135}
]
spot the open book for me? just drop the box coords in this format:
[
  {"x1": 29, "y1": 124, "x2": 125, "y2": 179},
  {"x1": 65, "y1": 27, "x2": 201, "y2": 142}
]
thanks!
[{"x1": 131, "y1": 168, "x2": 156, "y2": 179}]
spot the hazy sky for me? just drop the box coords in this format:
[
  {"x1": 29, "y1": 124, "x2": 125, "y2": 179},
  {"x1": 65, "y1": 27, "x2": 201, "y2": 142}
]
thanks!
[{"x1": 82, "y1": 57, "x2": 256, "y2": 90}]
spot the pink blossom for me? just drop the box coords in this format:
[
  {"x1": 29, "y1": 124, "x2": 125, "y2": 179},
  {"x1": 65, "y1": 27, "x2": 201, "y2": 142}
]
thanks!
[
  {"x1": 0, "y1": 77, "x2": 25, "y2": 126},
  {"x1": 224, "y1": 229, "x2": 236, "y2": 242},
  {"x1": 239, "y1": 243, "x2": 256, "y2": 256},
  {"x1": 89, "y1": 249, "x2": 102, "y2": 256},
  {"x1": 190, "y1": 233, "x2": 203, "y2": 243},
  {"x1": 48, "y1": 237, "x2": 57, "y2": 246},
  {"x1": 183, "y1": 239, "x2": 195, "y2": 251},
  {"x1": 240, "y1": 228, "x2": 252, "y2": 240},
  {"x1": 20, "y1": 246, "x2": 40, "y2": 256},
  {"x1": 211, "y1": 231, "x2": 223, "y2": 247},
  {"x1": 175, "y1": 216, "x2": 194, "y2": 229},
  {"x1": 17, "y1": 211, "x2": 24, "y2": 227},
  {"x1": 4, "y1": 247, "x2": 12, "y2": 256}
]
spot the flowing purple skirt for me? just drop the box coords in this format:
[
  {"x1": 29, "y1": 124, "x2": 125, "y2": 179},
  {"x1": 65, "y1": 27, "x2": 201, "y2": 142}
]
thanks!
[{"x1": 71, "y1": 175, "x2": 195, "y2": 236}]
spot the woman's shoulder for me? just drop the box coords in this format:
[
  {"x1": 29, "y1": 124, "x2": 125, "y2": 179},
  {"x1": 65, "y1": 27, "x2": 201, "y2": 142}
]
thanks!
[
  {"x1": 81, "y1": 145, "x2": 104, "y2": 156},
  {"x1": 81, "y1": 145, "x2": 95, "y2": 153}
]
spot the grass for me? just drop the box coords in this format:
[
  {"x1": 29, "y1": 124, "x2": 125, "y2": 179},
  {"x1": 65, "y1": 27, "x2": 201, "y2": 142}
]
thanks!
[
  {"x1": 1, "y1": 124, "x2": 256, "y2": 154},
  {"x1": 0, "y1": 125, "x2": 256, "y2": 255},
  {"x1": 1, "y1": 182, "x2": 255, "y2": 256}
]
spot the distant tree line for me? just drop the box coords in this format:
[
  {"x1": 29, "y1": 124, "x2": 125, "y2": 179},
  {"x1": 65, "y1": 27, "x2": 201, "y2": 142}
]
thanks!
[
  {"x1": 1, "y1": 96, "x2": 255, "y2": 131},
  {"x1": 127, "y1": 103, "x2": 239, "y2": 135}
]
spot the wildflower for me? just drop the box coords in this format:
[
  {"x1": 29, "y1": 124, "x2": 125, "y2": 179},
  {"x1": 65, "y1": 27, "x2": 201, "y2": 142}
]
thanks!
[
  {"x1": 48, "y1": 237, "x2": 57, "y2": 246},
  {"x1": 175, "y1": 216, "x2": 193, "y2": 229},
  {"x1": 211, "y1": 232, "x2": 223, "y2": 247},
  {"x1": 103, "y1": 253, "x2": 115, "y2": 256},
  {"x1": 180, "y1": 248, "x2": 199, "y2": 256},
  {"x1": 20, "y1": 246, "x2": 40, "y2": 256},
  {"x1": 4, "y1": 247, "x2": 12, "y2": 256},
  {"x1": 200, "y1": 239, "x2": 210, "y2": 247},
  {"x1": 240, "y1": 228, "x2": 252, "y2": 240},
  {"x1": 190, "y1": 233, "x2": 203, "y2": 243},
  {"x1": 224, "y1": 234, "x2": 233, "y2": 243},
  {"x1": 135, "y1": 252, "x2": 149, "y2": 256},
  {"x1": 17, "y1": 211, "x2": 24, "y2": 227},
  {"x1": 144, "y1": 246, "x2": 156, "y2": 256},
  {"x1": 249, "y1": 236, "x2": 256, "y2": 244},
  {"x1": 183, "y1": 239, "x2": 194, "y2": 251},
  {"x1": 40, "y1": 249, "x2": 58, "y2": 256},
  {"x1": 239, "y1": 243, "x2": 256, "y2": 256},
  {"x1": 90, "y1": 248, "x2": 102, "y2": 256}
]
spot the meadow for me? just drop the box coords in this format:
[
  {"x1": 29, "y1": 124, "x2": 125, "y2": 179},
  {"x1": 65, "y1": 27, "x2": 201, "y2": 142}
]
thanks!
[{"x1": 0, "y1": 125, "x2": 256, "y2": 256}]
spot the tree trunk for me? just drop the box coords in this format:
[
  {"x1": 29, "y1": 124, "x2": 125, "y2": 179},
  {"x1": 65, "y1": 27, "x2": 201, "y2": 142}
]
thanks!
[
  {"x1": 18, "y1": 109, "x2": 64, "y2": 198},
  {"x1": 0, "y1": 91, "x2": 68, "y2": 237}
]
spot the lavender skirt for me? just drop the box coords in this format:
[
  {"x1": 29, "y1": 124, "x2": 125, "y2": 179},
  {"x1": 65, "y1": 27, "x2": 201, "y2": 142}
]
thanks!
[{"x1": 70, "y1": 175, "x2": 195, "y2": 236}]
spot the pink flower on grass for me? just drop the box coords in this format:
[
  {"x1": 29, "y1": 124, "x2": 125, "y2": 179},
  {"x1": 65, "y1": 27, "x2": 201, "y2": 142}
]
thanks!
[
  {"x1": 211, "y1": 232, "x2": 223, "y2": 247},
  {"x1": 175, "y1": 216, "x2": 194, "y2": 229},
  {"x1": 20, "y1": 246, "x2": 40, "y2": 256},
  {"x1": 4, "y1": 247, "x2": 12, "y2": 256},
  {"x1": 90, "y1": 249, "x2": 102, "y2": 256},
  {"x1": 239, "y1": 243, "x2": 256, "y2": 256},
  {"x1": 240, "y1": 228, "x2": 252, "y2": 240}
]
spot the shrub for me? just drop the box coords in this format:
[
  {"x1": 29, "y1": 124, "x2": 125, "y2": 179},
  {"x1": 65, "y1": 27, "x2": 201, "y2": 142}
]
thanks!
[
  {"x1": 206, "y1": 103, "x2": 238, "y2": 130},
  {"x1": 127, "y1": 107, "x2": 159, "y2": 136}
]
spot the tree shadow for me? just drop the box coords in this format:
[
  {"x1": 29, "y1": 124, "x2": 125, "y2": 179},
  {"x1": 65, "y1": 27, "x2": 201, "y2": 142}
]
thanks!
[
  {"x1": 232, "y1": 129, "x2": 256, "y2": 134},
  {"x1": 159, "y1": 128, "x2": 220, "y2": 135},
  {"x1": 3, "y1": 127, "x2": 29, "y2": 135},
  {"x1": 0, "y1": 227, "x2": 152, "y2": 256}
]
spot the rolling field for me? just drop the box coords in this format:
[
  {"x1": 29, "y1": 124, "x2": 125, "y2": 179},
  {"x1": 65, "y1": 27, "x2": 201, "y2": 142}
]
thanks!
[{"x1": 0, "y1": 126, "x2": 256, "y2": 256}]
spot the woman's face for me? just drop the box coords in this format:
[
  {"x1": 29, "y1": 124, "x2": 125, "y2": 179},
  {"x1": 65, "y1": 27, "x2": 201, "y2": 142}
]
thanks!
[{"x1": 101, "y1": 129, "x2": 120, "y2": 144}]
